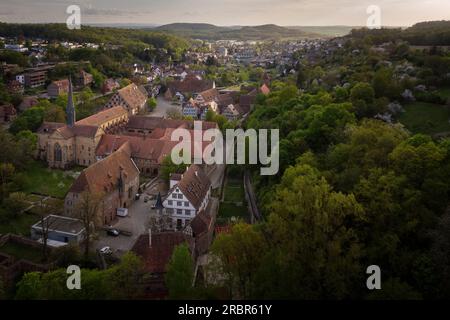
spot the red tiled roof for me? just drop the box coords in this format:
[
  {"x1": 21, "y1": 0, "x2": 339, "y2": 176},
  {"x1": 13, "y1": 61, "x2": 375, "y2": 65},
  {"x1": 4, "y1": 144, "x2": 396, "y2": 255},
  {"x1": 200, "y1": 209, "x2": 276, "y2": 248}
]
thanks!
[
  {"x1": 69, "y1": 144, "x2": 138, "y2": 194},
  {"x1": 117, "y1": 83, "x2": 147, "y2": 109},
  {"x1": 50, "y1": 79, "x2": 69, "y2": 90},
  {"x1": 171, "y1": 164, "x2": 211, "y2": 210},
  {"x1": 197, "y1": 88, "x2": 219, "y2": 103},
  {"x1": 126, "y1": 116, "x2": 218, "y2": 131},
  {"x1": 76, "y1": 106, "x2": 127, "y2": 127},
  {"x1": 167, "y1": 78, "x2": 213, "y2": 95},
  {"x1": 131, "y1": 232, "x2": 194, "y2": 273},
  {"x1": 190, "y1": 209, "x2": 212, "y2": 237},
  {"x1": 37, "y1": 122, "x2": 65, "y2": 134},
  {"x1": 260, "y1": 83, "x2": 271, "y2": 95}
]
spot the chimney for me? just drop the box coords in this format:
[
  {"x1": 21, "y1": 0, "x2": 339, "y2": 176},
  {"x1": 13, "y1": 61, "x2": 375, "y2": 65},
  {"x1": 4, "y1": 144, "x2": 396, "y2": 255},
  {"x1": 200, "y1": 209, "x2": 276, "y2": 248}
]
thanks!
[{"x1": 148, "y1": 228, "x2": 152, "y2": 248}]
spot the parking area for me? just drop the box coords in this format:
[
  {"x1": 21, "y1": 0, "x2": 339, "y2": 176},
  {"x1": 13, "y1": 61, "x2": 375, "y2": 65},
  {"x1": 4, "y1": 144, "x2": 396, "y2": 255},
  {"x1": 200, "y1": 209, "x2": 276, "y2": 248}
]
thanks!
[
  {"x1": 149, "y1": 96, "x2": 182, "y2": 117},
  {"x1": 93, "y1": 179, "x2": 165, "y2": 256}
]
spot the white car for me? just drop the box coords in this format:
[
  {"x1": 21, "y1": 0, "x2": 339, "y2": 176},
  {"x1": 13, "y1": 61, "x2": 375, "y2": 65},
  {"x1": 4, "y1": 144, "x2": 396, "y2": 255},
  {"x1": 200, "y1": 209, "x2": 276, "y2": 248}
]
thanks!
[{"x1": 99, "y1": 246, "x2": 112, "y2": 255}]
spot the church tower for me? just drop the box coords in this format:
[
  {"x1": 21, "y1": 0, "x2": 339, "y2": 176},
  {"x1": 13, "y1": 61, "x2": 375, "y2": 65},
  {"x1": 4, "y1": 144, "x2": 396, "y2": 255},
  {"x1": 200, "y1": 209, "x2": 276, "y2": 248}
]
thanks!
[{"x1": 66, "y1": 76, "x2": 76, "y2": 126}]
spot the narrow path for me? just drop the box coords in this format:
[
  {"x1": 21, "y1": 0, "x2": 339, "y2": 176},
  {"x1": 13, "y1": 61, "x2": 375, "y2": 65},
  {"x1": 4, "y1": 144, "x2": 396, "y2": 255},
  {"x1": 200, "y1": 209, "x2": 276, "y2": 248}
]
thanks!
[{"x1": 244, "y1": 170, "x2": 261, "y2": 223}]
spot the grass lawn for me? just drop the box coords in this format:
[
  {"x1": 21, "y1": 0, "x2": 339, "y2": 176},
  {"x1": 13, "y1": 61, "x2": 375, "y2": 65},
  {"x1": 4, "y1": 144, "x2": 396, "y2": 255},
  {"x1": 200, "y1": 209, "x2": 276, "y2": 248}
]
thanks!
[
  {"x1": 398, "y1": 102, "x2": 450, "y2": 135},
  {"x1": 437, "y1": 87, "x2": 450, "y2": 100},
  {"x1": 217, "y1": 175, "x2": 248, "y2": 226},
  {"x1": 18, "y1": 161, "x2": 78, "y2": 199},
  {"x1": 217, "y1": 202, "x2": 249, "y2": 226},
  {"x1": 0, "y1": 241, "x2": 43, "y2": 263},
  {"x1": 0, "y1": 213, "x2": 39, "y2": 237},
  {"x1": 223, "y1": 179, "x2": 245, "y2": 203}
]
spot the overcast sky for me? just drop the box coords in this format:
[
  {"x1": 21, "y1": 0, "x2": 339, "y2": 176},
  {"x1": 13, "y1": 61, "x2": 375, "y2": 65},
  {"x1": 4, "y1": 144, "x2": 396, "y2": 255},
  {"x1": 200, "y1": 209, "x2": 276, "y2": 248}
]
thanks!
[{"x1": 0, "y1": 0, "x2": 449, "y2": 26}]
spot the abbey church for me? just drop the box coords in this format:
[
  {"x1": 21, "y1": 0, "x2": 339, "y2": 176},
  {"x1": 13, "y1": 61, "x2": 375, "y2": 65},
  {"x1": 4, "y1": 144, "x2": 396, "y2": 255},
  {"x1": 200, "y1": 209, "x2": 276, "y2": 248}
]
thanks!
[
  {"x1": 36, "y1": 79, "x2": 218, "y2": 175},
  {"x1": 37, "y1": 79, "x2": 132, "y2": 169}
]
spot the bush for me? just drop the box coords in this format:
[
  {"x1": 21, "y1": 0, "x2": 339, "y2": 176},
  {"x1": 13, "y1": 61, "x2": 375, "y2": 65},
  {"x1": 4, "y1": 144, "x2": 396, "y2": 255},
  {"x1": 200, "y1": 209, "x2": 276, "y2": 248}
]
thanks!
[{"x1": 414, "y1": 91, "x2": 446, "y2": 104}]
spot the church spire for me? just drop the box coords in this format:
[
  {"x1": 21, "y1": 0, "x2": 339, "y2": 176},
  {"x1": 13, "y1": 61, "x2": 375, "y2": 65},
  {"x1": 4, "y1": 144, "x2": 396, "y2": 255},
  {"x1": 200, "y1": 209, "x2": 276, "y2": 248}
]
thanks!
[{"x1": 66, "y1": 76, "x2": 75, "y2": 126}]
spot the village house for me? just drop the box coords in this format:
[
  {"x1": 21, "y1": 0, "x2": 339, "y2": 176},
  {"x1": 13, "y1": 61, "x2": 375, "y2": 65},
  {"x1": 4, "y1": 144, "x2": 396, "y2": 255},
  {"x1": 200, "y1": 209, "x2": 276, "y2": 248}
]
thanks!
[
  {"x1": 131, "y1": 231, "x2": 194, "y2": 298},
  {"x1": 64, "y1": 143, "x2": 140, "y2": 226},
  {"x1": 75, "y1": 70, "x2": 94, "y2": 87},
  {"x1": 7, "y1": 80, "x2": 24, "y2": 95},
  {"x1": 104, "y1": 83, "x2": 147, "y2": 115},
  {"x1": 221, "y1": 103, "x2": 242, "y2": 121},
  {"x1": 194, "y1": 88, "x2": 220, "y2": 112},
  {"x1": 24, "y1": 70, "x2": 47, "y2": 88},
  {"x1": 102, "y1": 78, "x2": 120, "y2": 94},
  {"x1": 18, "y1": 96, "x2": 39, "y2": 112},
  {"x1": 47, "y1": 79, "x2": 70, "y2": 98},
  {"x1": 163, "y1": 164, "x2": 212, "y2": 230},
  {"x1": 0, "y1": 104, "x2": 17, "y2": 124},
  {"x1": 164, "y1": 75, "x2": 213, "y2": 102},
  {"x1": 184, "y1": 209, "x2": 215, "y2": 256}
]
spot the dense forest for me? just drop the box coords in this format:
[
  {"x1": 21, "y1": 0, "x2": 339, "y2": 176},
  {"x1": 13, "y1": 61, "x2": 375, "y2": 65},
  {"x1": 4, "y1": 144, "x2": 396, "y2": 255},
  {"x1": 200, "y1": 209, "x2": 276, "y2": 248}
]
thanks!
[
  {"x1": 207, "y1": 26, "x2": 450, "y2": 299},
  {"x1": 155, "y1": 23, "x2": 323, "y2": 40},
  {"x1": 0, "y1": 23, "x2": 189, "y2": 61},
  {"x1": 351, "y1": 21, "x2": 450, "y2": 46}
]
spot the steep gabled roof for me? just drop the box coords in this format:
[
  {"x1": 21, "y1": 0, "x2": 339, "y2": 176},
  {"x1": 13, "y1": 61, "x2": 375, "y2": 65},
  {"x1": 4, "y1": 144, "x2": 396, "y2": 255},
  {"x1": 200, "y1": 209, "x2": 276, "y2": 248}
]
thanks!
[
  {"x1": 172, "y1": 164, "x2": 211, "y2": 210},
  {"x1": 167, "y1": 78, "x2": 213, "y2": 95},
  {"x1": 117, "y1": 83, "x2": 147, "y2": 109},
  {"x1": 69, "y1": 144, "x2": 139, "y2": 194},
  {"x1": 197, "y1": 88, "x2": 219, "y2": 103},
  {"x1": 190, "y1": 209, "x2": 212, "y2": 237}
]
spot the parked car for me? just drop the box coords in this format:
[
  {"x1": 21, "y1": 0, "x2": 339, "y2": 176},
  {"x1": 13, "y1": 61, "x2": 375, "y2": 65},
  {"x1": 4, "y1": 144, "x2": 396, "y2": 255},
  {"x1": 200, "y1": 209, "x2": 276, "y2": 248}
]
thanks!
[
  {"x1": 100, "y1": 246, "x2": 112, "y2": 255},
  {"x1": 135, "y1": 193, "x2": 141, "y2": 200},
  {"x1": 151, "y1": 204, "x2": 156, "y2": 209},
  {"x1": 107, "y1": 229, "x2": 120, "y2": 237},
  {"x1": 144, "y1": 196, "x2": 150, "y2": 203}
]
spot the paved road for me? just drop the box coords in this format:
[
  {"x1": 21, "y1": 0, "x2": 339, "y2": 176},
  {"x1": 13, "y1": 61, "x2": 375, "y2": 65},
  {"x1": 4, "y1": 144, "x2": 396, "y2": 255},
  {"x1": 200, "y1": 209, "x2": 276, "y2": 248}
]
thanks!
[
  {"x1": 244, "y1": 170, "x2": 262, "y2": 223},
  {"x1": 149, "y1": 96, "x2": 182, "y2": 118},
  {"x1": 93, "y1": 181, "x2": 162, "y2": 256}
]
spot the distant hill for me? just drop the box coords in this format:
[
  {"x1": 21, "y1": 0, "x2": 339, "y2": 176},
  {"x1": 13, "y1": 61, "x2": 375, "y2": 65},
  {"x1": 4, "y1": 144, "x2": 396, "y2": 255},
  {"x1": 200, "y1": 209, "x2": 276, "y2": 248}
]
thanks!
[
  {"x1": 154, "y1": 23, "x2": 325, "y2": 40},
  {"x1": 402, "y1": 20, "x2": 450, "y2": 45},
  {"x1": 287, "y1": 26, "x2": 357, "y2": 37}
]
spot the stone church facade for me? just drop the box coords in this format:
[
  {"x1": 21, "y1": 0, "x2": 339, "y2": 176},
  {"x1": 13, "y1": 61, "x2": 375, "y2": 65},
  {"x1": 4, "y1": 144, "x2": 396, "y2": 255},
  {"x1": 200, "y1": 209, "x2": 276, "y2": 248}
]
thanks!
[{"x1": 37, "y1": 78, "x2": 130, "y2": 169}]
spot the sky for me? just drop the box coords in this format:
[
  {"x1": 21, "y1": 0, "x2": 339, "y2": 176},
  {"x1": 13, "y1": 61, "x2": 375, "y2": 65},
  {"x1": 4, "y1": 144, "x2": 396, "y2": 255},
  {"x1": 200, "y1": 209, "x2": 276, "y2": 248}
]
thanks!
[{"x1": 0, "y1": 0, "x2": 449, "y2": 26}]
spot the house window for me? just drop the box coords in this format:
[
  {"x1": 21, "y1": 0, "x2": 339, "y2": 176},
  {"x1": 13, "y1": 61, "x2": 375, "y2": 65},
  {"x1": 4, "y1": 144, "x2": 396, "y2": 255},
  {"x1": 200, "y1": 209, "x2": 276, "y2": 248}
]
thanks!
[
  {"x1": 172, "y1": 194, "x2": 177, "y2": 199},
  {"x1": 177, "y1": 194, "x2": 183, "y2": 199},
  {"x1": 168, "y1": 200, "x2": 173, "y2": 205},
  {"x1": 54, "y1": 143, "x2": 62, "y2": 162},
  {"x1": 184, "y1": 201, "x2": 189, "y2": 207},
  {"x1": 185, "y1": 210, "x2": 191, "y2": 216},
  {"x1": 177, "y1": 201, "x2": 182, "y2": 206},
  {"x1": 177, "y1": 209, "x2": 183, "y2": 215}
]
